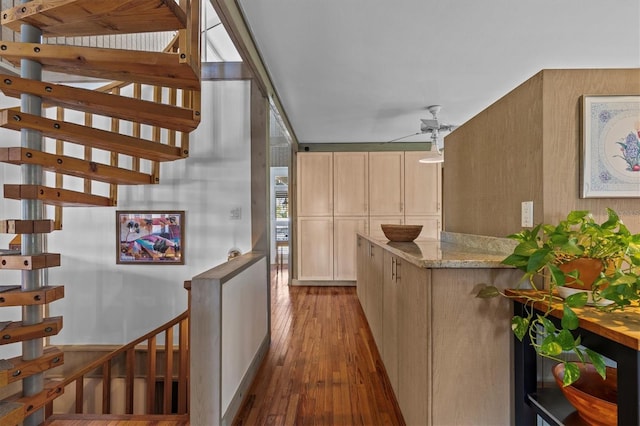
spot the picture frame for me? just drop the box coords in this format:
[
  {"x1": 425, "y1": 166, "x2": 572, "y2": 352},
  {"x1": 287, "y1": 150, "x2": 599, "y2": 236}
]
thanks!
[
  {"x1": 116, "y1": 210, "x2": 185, "y2": 264},
  {"x1": 580, "y1": 95, "x2": 640, "y2": 198}
]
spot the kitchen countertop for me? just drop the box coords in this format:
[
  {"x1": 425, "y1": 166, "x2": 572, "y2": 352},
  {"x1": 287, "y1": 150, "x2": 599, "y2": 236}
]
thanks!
[{"x1": 358, "y1": 231, "x2": 517, "y2": 269}]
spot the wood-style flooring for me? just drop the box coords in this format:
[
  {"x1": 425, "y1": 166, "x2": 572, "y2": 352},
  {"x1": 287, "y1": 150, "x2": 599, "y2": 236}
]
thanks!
[{"x1": 232, "y1": 267, "x2": 404, "y2": 425}]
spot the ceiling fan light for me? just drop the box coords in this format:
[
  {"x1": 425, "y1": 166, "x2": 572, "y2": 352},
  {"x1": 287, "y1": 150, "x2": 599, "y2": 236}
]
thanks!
[
  {"x1": 419, "y1": 138, "x2": 444, "y2": 163},
  {"x1": 419, "y1": 152, "x2": 444, "y2": 163}
]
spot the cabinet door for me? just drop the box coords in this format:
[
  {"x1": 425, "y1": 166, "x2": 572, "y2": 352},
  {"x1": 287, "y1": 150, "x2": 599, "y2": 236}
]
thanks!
[
  {"x1": 382, "y1": 252, "x2": 399, "y2": 394},
  {"x1": 297, "y1": 217, "x2": 333, "y2": 280},
  {"x1": 365, "y1": 243, "x2": 384, "y2": 350},
  {"x1": 404, "y1": 152, "x2": 441, "y2": 215},
  {"x1": 297, "y1": 152, "x2": 333, "y2": 216},
  {"x1": 334, "y1": 152, "x2": 368, "y2": 216},
  {"x1": 334, "y1": 217, "x2": 368, "y2": 281},
  {"x1": 405, "y1": 215, "x2": 441, "y2": 241},
  {"x1": 369, "y1": 152, "x2": 404, "y2": 216},
  {"x1": 369, "y1": 216, "x2": 403, "y2": 240},
  {"x1": 356, "y1": 236, "x2": 367, "y2": 308},
  {"x1": 397, "y1": 262, "x2": 429, "y2": 426}
]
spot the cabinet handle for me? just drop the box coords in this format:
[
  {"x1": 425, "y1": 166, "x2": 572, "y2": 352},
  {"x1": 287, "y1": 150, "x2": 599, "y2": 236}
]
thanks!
[
  {"x1": 400, "y1": 202, "x2": 404, "y2": 213},
  {"x1": 391, "y1": 257, "x2": 396, "y2": 280},
  {"x1": 395, "y1": 260, "x2": 400, "y2": 282}
]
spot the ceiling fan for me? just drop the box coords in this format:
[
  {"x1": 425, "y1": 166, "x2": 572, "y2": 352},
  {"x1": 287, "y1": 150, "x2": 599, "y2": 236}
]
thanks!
[
  {"x1": 419, "y1": 105, "x2": 456, "y2": 134},
  {"x1": 389, "y1": 105, "x2": 457, "y2": 163},
  {"x1": 419, "y1": 105, "x2": 456, "y2": 163}
]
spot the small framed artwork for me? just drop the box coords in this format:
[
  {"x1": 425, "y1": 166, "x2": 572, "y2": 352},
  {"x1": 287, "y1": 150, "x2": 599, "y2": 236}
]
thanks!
[
  {"x1": 581, "y1": 95, "x2": 640, "y2": 198},
  {"x1": 117, "y1": 210, "x2": 185, "y2": 264}
]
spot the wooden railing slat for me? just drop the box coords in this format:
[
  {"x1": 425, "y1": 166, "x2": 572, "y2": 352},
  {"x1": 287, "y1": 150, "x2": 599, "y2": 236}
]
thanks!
[
  {"x1": 102, "y1": 361, "x2": 111, "y2": 414},
  {"x1": 164, "y1": 327, "x2": 174, "y2": 414},
  {"x1": 125, "y1": 348, "x2": 135, "y2": 414},
  {"x1": 178, "y1": 317, "x2": 188, "y2": 414},
  {"x1": 74, "y1": 376, "x2": 83, "y2": 414},
  {"x1": 146, "y1": 336, "x2": 157, "y2": 414}
]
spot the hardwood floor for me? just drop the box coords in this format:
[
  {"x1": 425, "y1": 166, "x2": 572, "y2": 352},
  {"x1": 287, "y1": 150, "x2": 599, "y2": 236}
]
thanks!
[
  {"x1": 44, "y1": 414, "x2": 189, "y2": 425},
  {"x1": 232, "y1": 267, "x2": 404, "y2": 426}
]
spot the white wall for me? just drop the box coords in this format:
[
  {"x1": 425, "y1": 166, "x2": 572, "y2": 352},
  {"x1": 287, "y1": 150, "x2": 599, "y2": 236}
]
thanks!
[
  {"x1": 0, "y1": 80, "x2": 253, "y2": 353},
  {"x1": 221, "y1": 257, "x2": 268, "y2": 415}
]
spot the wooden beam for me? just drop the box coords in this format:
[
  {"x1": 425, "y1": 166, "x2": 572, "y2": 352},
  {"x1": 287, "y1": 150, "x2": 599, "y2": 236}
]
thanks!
[
  {"x1": 0, "y1": 75, "x2": 200, "y2": 132},
  {"x1": 4, "y1": 184, "x2": 114, "y2": 207},
  {"x1": 0, "y1": 346, "x2": 64, "y2": 386},
  {"x1": 0, "y1": 147, "x2": 155, "y2": 185},
  {"x1": 0, "y1": 253, "x2": 60, "y2": 270},
  {"x1": 0, "y1": 110, "x2": 185, "y2": 162},
  {"x1": 0, "y1": 219, "x2": 54, "y2": 234},
  {"x1": 0, "y1": 317, "x2": 63, "y2": 344},
  {"x1": 0, "y1": 285, "x2": 64, "y2": 307},
  {"x1": 0, "y1": 41, "x2": 200, "y2": 90},
  {"x1": 1, "y1": 0, "x2": 186, "y2": 37}
]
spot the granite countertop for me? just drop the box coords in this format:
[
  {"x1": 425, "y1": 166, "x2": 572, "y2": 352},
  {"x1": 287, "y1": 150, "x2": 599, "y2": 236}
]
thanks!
[{"x1": 358, "y1": 231, "x2": 517, "y2": 269}]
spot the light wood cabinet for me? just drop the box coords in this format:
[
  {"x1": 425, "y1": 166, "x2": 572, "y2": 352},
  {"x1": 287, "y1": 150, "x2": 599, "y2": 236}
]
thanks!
[
  {"x1": 356, "y1": 235, "x2": 367, "y2": 304},
  {"x1": 296, "y1": 150, "x2": 441, "y2": 283},
  {"x1": 358, "y1": 240, "x2": 383, "y2": 349},
  {"x1": 358, "y1": 241, "x2": 384, "y2": 348},
  {"x1": 297, "y1": 152, "x2": 333, "y2": 217},
  {"x1": 333, "y1": 217, "x2": 368, "y2": 280},
  {"x1": 369, "y1": 152, "x2": 404, "y2": 216},
  {"x1": 405, "y1": 215, "x2": 440, "y2": 241},
  {"x1": 382, "y1": 251, "x2": 399, "y2": 394},
  {"x1": 334, "y1": 152, "x2": 368, "y2": 216},
  {"x1": 297, "y1": 217, "x2": 333, "y2": 280},
  {"x1": 357, "y1": 236, "x2": 520, "y2": 425},
  {"x1": 397, "y1": 258, "x2": 429, "y2": 425}
]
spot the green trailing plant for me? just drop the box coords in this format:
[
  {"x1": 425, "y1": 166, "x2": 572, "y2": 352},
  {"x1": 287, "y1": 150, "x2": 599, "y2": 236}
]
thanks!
[{"x1": 477, "y1": 208, "x2": 640, "y2": 386}]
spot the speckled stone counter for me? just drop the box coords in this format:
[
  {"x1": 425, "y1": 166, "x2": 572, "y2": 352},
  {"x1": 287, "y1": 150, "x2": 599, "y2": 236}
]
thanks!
[{"x1": 357, "y1": 231, "x2": 517, "y2": 269}]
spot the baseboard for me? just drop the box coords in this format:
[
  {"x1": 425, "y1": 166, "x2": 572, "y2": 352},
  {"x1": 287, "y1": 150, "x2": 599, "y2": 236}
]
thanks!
[
  {"x1": 291, "y1": 279, "x2": 355, "y2": 287},
  {"x1": 221, "y1": 333, "x2": 271, "y2": 426}
]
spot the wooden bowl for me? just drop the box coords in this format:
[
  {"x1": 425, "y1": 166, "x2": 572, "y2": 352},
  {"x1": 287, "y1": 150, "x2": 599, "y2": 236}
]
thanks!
[
  {"x1": 380, "y1": 224, "x2": 422, "y2": 242},
  {"x1": 552, "y1": 363, "x2": 617, "y2": 426}
]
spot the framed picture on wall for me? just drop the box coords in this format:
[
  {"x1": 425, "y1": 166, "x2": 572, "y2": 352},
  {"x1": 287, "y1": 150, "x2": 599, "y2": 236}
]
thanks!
[
  {"x1": 116, "y1": 211, "x2": 185, "y2": 264},
  {"x1": 581, "y1": 95, "x2": 640, "y2": 198}
]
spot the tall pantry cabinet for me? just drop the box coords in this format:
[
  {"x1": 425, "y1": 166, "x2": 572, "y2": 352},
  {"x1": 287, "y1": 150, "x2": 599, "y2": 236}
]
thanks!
[
  {"x1": 296, "y1": 152, "x2": 368, "y2": 282},
  {"x1": 296, "y1": 150, "x2": 441, "y2": 283}
]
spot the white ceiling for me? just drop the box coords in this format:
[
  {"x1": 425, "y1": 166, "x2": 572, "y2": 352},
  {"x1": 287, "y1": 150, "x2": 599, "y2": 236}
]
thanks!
[{"x1": 236, "y1": 0, "x2": 640, "y2": 144}]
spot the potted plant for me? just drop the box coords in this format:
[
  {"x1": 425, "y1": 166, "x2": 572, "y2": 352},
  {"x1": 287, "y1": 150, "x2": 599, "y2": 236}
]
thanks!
[{"x1": 477, "y1": 208, "x2": 640, "y2": 386}]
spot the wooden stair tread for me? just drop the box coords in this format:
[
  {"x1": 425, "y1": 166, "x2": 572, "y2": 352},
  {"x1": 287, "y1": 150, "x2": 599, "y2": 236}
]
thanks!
[
  {"x1": 0, "y1": 75, "x2": 200, "y2": 132},
  {"x1": 0, "y1": 42, "x2": 200, "y2": 90},
  {"x1": 0, "y1": 285, "x2": 64, "y2": 307},
  {"x1": 0, "y1": 219, "x2": 54, "y2": 234},
  {"x1": 0, "y1": 346, "x2": 64, "y2": 386},
  {"x1": 0, "y1": 253, "x2": 60, "y2": 270},
  {"x1": 4, "y1": 184, "x2": 114, "y2": 207},
  {"x1": 6, "y1": 379, "x2": 64, "y2": 420},
  {"x1": 44, "y1": 413, "x2": 190, "y2": 425},
  {"x1": 0, "y1": 401, "x2": 23, "y2": 426},
  {"x1": 1, "y1": 0, "x2": 186, "y2": 37},
  {"x1": 0, "y1": 147, "x2": 155, "y2": 185},
  {"x1": 0, "y1": 110, "x2": 186, "y2": 162},
  {"x1": 0, "y1": 316, "x2": 63, "y2": 345}
]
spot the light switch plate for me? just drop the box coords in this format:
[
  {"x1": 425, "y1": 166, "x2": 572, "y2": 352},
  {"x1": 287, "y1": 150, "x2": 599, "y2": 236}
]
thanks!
[{"x1": 521, "y1": 201, "x2": 533, "y2": 227}]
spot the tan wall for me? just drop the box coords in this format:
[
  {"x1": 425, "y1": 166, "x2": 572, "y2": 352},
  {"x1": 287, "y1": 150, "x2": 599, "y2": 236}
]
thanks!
[
  {"x1": 542, "y1": 69, "x2": 640, "y2": 226},
  {"x1": 444, "y1": 68, "x2": 640, "y2": 237}
]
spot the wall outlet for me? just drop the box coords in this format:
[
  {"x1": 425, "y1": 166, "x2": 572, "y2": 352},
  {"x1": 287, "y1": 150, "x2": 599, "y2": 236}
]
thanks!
[
  {"x1": 230, "y1": 207, "x2": 242, "y2": 220},
  {"x1": 521, "y1": 201, "x2": 533, "y2": 227}
]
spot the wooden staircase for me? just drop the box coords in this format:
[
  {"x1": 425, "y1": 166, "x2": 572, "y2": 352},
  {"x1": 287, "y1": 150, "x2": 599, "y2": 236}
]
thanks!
[{"x1": 0, "y1": 0, "x2": 201, "y2": 424}]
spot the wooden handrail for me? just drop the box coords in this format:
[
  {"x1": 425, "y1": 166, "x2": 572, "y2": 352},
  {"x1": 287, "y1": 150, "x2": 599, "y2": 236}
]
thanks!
[{"x1": 46, "y1": 310, "x2": 189, "y2": 416}]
